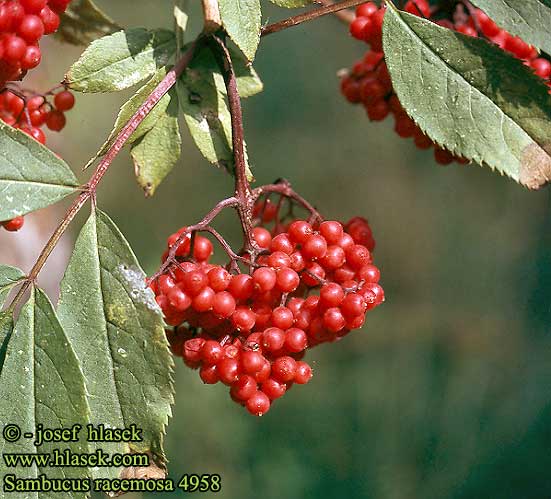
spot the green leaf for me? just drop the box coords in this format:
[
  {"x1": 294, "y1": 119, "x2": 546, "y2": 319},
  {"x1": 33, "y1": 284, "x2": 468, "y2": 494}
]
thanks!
[
  {"x1": 66, "y1": 28, "x2": 176, "y2": 93},
  {"x1": 131, "y1": 96, "x2": 182, "y2": 197},
  {"x1": 0, "y1": 288, "x2": 90, "y2": 496},
  {"x1": 231, "y1": 46, "x2": 263, "y2": 98},
  {"x1": 269, "y1": 0, "x2": 313, "y2": 7},
  {"x1": 470, "y1": 0, "x2": 551, "y2": 56},
  {"x1": 178, "y1": 46, "x2": 254, "y2": 180},
  {"x1": 0, "y1": 311, "x2": 14, "y2": 376},
  {"x1": 57, "y1": 209, "x2": 174, "y2": 478},
  {"x1": 0, "y1": 121, "x2": 79, "y2": 221},
  {"x1": 96, "y1": 67, "x2": 174, "y2": 159},
  {"x1": 0, "y1": 265, "x2": 25, "y2": 308},
  {"x1": 174, "y1": 3, "x2": 189, "y2": 34},
  {"x1": 218, "y1": 0, "x2": 262, "y2": 61},
  {"x1": 55, "y1": 0, "x2": 120, "y2": 46},
  {"x1": 382, "y1": 6, "x2": 551, "y2": 189}
]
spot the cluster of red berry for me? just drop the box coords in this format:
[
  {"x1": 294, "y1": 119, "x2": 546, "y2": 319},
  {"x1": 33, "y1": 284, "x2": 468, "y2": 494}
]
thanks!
[
  {"x1": 0, "y1": 0, "x2": 71, "y2": 86},
  {"x1": 0, "y1": 87, "x2": 74, "y2": 232},
  {"x1": 0, "y1": 0, "x2": 74, "y2": 233},
  {"x1": 0, "y1": 87, "x2": 74, "y2": 142},
  {"x1": 341, "y1": 0, "x2": 551, "y2": 165},
  {"x1": 151, "y1": 200, "x2": 383, "y2": 416}
]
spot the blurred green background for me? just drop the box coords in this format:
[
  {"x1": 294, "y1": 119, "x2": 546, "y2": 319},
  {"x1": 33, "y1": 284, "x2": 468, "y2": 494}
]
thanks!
[{"x1": 22, "y1": 1, "x2": 551, "y2": 497}]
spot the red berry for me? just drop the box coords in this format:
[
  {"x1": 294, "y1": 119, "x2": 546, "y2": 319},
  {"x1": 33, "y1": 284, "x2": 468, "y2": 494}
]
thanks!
[
  {"x1": 245, "y1": 391, "x2": 270, "y2": 416},
  {"x1": 231, "y1": 375, "x2": 257, "y2": 401},
  {"x1": 2, "y1": 216, "x2": 24, "y2": 232},
  {"x1": 20, "y1": 0, "x2": 48, "y2": 14},
  {"x1": 284, "y1": 328, "x2": 308, "y2": 353},
  {"x1": 271, "y1": 306, "x2": 294, "y2": 330},
  {"x1": 201, "y1": 340, "x2": 224, "y2": 365},
  {"x1": 212, "y1": 291, "x2": 236, "y2": 318},
  {"x1": 252, "y1": 226, "x2": 272, "y2": 249},
  {"x1": 218, "y1": 358, "x2": 240, "y2": 385},
  {"x1": 271, "y1": 356, "x2": 297, "y2": 383},
  {"x1": 253, "y1": 267, "x2": 277, "y2": 292},
  {"x1": 39, "y1": 6, "x2": 60, "y2": 34},
  {"x1": 228, "y1": 273, "x2": 254, "y2": 300},
  {"x1": 294, "y1": 361, "x2": 313, "y2": 384},
  {"x1": 46, "y1": 109, "x2": 66, "y2": 131},
  {"x1": 54, "y1": 90, "x2": 75, "y2": 111},
  {"x1": 18, "y1": 15, "x2": 44, "y2": 42},
  {"x1": 276, "y1": 267, "x2": 300, "y2": 292},
  {"x1": 208, "y1": 266, "x2": 231, "y2": 291},
  {"x1": 320, "y1": 283, "x2": 345, "y2": 307},
  {"x1": 3, "y1": 36, "x2": 27, "y2": 63},
  {"x1": 261, "y1": 378, "x2": 287, "y2": 400},
  {"x1": 261, "y1": 327, "x2": 285, "y2": 352},
  {"x1": 302, "y1": 234, "x2": 328, "y2": 260},
  {"x1": 241, "y1": 350, "x2": 265, "y2": 374},
  {"x1": 199, "y1": 365, "x2": 219, "y2": 384}
]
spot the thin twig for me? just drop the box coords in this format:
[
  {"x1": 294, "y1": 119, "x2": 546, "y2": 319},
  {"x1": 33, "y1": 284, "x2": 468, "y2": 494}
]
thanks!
[
  {"x1": 209, "y1": 36, "x2": 258, "y2": 256},
  {"x1": 149, "y1": 196, "x2": 240, "y2": 283},
  {"x1": 255, "y1": 181, "x2": 323, "y2": 223},
  {"x1": 261, "y1": 0, "x2": 365, "y2": 36}
]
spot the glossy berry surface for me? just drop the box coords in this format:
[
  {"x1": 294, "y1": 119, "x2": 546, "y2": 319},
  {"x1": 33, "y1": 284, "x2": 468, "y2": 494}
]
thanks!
[{"x1": 152, "y1": 195, "x2": 384, "y2": 416}]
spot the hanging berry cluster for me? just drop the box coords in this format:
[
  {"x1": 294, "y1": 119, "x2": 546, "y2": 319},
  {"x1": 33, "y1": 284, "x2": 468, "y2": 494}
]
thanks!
[
  {"x1": 340, "y1": 0, "x2": 551, "y2": 166},
  {"x1": 0, "y1": 0, "x2": 74, "y2": 233},
  {"x1": 0, "y1": 0, "x2": 71, "y2": 85},
  {"x1": 150, "y1": 194, "x2": 384, "y2": 416}
]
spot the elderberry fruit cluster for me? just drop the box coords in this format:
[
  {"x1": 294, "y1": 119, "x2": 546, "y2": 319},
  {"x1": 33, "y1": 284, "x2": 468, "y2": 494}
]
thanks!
[
  {"x1": 151, "y1": 204, "x2": 383, "y2": 416},
  {"x1": 341, "y1": 0, "x2": 551, "y2": 166},
  {"x1": 0, "y1": 0, "x2": 71, "y2": 86}
]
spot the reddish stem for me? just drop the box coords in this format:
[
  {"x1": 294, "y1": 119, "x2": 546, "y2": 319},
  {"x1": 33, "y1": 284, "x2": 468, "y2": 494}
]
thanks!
[{"x1": 261, "y1": 0, "x2": 365, "y2": 36}]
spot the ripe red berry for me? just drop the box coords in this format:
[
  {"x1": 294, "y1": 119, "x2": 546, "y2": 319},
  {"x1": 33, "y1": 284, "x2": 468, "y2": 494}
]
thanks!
[
  {"x1": 39, "y1": 6, "x2": 60, "y2": 34},
  {"x1": 241, "y1": 350, "x2": 265, "y2": 374},
  {"x1": 20, "y1": 0, "x2": 48, "y2": 14},
  {"x1": 271, "y1": 356, "x2": 297, "y2": 383},
  {"x1": 261, "y1": 378, "x2": 287, "y2": 400},
  {"x1": 217, "y1": 358, "x2": 240, "y2": 385},
  {"x1": 261, "y1": 327, "x2": 285, "y2": 352},
  {"x1": 245, "y1": 391, "x2": 270, "y2": 416},
  {"x1": 231, "y1": 375, "x2": 257, "y2": 401},
  {"x1": 201, "y1": 340, "x2": 224, "y2": 365},
  {"x1": 46, "y1": 109, "x2": 66, "y2": 131},
  {"x1": 18, "y1": 15, "x2": 44, "y2": 42},
  {"x1": 53, "y1": 90, "x2": 75, "y2": 111},
  {"x1": 3, "y1": 35, "x2": 27, "y2": 63},
  {"x1": 2, "y1": 216, "x2": 24, "y2": 232},
  {"x1": 284, "y1": 328, "x2": 308, "y2": 353},
  {"x1": 228, "y1": 273, "x2": 254, "y2": 300},
  {"x1": 212, "y1": 291, "x2": 236, "y2": 318},
  {"x1": 294, "y1": 361, "x2": 313, "y2": 384}
]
